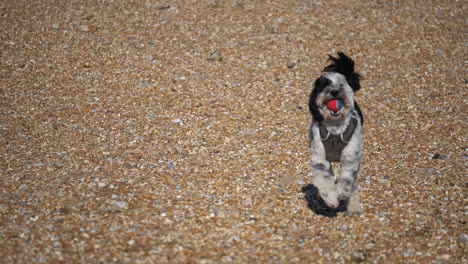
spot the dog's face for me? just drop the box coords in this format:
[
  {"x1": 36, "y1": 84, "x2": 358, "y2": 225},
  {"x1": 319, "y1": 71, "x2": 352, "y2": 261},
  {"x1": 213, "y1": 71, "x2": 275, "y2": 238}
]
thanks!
[
  {"x1": 310, "y1": 73, "x2": 355, "y2": 122},
  {"x1": 309, "y1": 52, "x2": 361, "y2": 123}
]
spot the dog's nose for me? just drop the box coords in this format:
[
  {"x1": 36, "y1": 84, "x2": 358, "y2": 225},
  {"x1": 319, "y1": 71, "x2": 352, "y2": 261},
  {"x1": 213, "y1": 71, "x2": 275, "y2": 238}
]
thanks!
[{"x1": 330, "y1": 89, "x2": 339, "y2": 97}]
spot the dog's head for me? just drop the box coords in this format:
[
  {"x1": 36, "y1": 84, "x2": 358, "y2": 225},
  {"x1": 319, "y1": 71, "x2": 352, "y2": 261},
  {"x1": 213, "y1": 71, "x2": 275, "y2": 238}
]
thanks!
[{"x1": 309, "y1": 52, "x2": 361, "y2": 123}]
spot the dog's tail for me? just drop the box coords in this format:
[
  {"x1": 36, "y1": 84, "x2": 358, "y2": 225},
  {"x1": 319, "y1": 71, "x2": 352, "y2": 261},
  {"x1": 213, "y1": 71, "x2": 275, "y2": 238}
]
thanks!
[{"x1": 323, "y1": 52, "x2": 361, "y2": 92}]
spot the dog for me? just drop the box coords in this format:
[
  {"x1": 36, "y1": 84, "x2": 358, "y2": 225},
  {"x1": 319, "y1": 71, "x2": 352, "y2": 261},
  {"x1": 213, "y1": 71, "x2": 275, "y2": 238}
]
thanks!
[{"x1": 307, "y1": 52, "x2": 364, "y2": 215}]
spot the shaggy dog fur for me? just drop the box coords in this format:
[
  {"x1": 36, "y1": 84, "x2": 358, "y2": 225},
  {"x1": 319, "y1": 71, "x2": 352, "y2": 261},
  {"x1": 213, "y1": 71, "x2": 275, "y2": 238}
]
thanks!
[{"x1": 305, "y1": 52, "x2": 364, "y2": 216}]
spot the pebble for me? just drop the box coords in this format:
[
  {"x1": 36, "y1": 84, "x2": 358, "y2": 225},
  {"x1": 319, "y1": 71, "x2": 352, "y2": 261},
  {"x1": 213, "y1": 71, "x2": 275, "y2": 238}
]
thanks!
[
  {"x1": 110, "y1": 225, "x2": 121, "y2": 232},
  {"x1": 155, "y1": 5, "x2": 171, "y2": 10},
  {"x1": 101, "y1": 201, "x2": 129, "y2": 212},
  {"x1": 459, "y1": 234, "x2": 468, "y2": 243},
  {"x1": 207, "y1": 49, "x2": 223, "y2": 61},
  {"x1": 286, "y1": 62, "x2": 296, "y2": 68},
  {"x1": 79, "y1": 25, "x2": 90, "y2": 32},
  {"x1": 217, "y1": 211, "x2": 226, "y2": 218},
  {"x1": 432, "y1": 153, "x2": 447, "y2": 160},
  {"x1": 351, "y1": 251, "x2": 366, "y2": 262},
  {"x1": 168, "y1": 162, "x2": 176, "y2": 169},
  {"x1": 163, "y1": 218, "x2": 174, "y2": 225}
]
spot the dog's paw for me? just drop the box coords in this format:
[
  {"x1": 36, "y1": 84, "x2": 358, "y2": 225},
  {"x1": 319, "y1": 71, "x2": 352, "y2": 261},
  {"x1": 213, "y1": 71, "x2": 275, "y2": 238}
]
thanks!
[
  {"x1": 338, "y1": 191, "x2": 352, "y2": 201},
  {"x1": 336, "y1": 181, "x2": 353, "y2": 200},
  {"x1": 319, "y1": 190, "x2": 340, "y2": 209},
  {"x1": 346, "y1": 200, "x2": 363, "y2": 215}
]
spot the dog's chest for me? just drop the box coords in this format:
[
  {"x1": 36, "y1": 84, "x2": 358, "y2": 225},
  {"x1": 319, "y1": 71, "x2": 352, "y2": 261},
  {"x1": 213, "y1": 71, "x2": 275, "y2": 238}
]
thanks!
[
  {"x1": 316, "y1": 115, "x2": 358, "y2": 162},
  {"x1": 322, "y1": 135, "x2": 348, "y2": 162}
]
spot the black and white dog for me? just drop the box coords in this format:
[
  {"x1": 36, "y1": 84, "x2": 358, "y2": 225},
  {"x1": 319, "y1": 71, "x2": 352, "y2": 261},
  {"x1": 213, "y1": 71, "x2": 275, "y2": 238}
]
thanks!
[{"x1": 308, "y1": 52, "x2": 364, "y2": 214}]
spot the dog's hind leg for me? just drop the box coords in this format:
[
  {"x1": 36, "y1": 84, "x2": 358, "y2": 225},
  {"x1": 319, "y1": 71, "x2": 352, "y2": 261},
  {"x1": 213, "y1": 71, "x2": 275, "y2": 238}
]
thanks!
[
  {"x1": 337, "y1": 159, "x2": 363, "y2": 214},
  {"x1": 346, "y1": 186, "x2": 363, "y2": 215},
  {"x1": 337, "y1": 162, "x2": 360, "y2": 200}
]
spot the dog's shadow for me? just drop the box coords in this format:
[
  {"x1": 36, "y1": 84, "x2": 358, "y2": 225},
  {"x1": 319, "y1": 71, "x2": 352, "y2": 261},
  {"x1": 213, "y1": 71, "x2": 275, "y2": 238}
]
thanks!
[{"x1": 301, "y1": 184, "x2": 347, "y2": 217}]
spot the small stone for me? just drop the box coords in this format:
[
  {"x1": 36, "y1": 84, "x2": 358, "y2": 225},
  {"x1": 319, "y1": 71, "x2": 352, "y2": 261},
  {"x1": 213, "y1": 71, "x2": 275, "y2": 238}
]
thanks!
[
  {"x1": 229, "y1": 235, "x2": 241, "y2": 242},
  {"x1": 168, "y1": 162, "x2": 176, "y2": 169},
  {"x1": 114, "y1": 201, "x2": 128, "y2": 209},
  {"x1": 207, "y1": 49, "x2": 223, "y2": 62},
  {"x1": 155, "y1": 5, "x2": 171, "y2": 10},
  {"x1": 98, "y1": 182, "x2": 106, "y2": 188},
  {"x1": 199, "y1": 259, "x2": 212, "y2": 264},
  {"x1": 351, "y1": 251, "x2": 366, "y2": 263},
  {"x1": 273, "y1": 235, "x2": 283, "y2": 240},
  {"x1": 217, "y1": 210, "x2": 225, "y2": 218},
  {"x1": 432, "y1": 153, "x2": 447, "y2": 160},
  {"x1": 51, "y1": 23, "x2": 59, "y2": 29},
  {"x1": 80, "y1": 25, "x2": 90, "y2": 32},
  {"x1": 101, "y1": 201, "x2": 128, "y2": 212},
  {"x1": 243, "y1": 197, "x2": 253, "y2": 205},
  {"x1": 286, "y1": 62, "x2": 296, "y2": 68},
  {"x1": 110, "y1": 225, "x2": 121, "y2": 231},
  {"x1": 459, "y1": 233, "x2": 468, "y2": 243}
]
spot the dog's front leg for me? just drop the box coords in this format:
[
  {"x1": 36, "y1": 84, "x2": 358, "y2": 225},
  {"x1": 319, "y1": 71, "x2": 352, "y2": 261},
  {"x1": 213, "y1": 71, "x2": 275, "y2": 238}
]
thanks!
[
  {"x1": 310, "y1": 139, "x2": 339, "y2": 208},
  {"x1": 311, "y1": 161, "x2": 339, "y2": 208}
]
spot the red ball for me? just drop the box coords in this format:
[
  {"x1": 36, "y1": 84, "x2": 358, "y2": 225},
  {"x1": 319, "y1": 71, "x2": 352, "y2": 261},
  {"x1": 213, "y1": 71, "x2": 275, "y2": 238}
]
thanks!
[{"x1": 327, "y1": 99, "x2": 343, "y2": 112}]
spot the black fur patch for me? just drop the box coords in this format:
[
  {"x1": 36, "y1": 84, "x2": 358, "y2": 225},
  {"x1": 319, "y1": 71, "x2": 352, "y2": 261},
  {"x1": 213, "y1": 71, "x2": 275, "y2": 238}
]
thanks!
[
  {"x1": 308, "y1": 76, "x2": 330, "y2": 122},
  {"x1": 354, "y1": 101, "x2": 364, "y2": 125},
  {"x1": 323, "y1": 52, "x2": 361, "y2": 92},
  {"x1": 313, "y1": 163, "x2": 327, "y2": 171},
  {"x1": 302, "y1": 184, "x2": 347, "y2": 217}
]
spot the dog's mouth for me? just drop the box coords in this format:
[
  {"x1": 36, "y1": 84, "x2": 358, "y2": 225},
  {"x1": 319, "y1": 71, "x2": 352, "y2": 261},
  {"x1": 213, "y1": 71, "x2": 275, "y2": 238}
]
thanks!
[
  {"x1": 326, "y1": 99, "x2": 343, "y2": 117},
  {"x1": 330, "y1": 109, "x2": 341, "y2": 117}
]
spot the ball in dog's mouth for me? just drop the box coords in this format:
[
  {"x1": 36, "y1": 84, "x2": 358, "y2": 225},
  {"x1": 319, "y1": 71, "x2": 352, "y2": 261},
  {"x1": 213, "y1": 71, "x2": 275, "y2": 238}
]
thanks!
[{"x1": 327, "y1": 99, "x2": 343, "y2": 116}]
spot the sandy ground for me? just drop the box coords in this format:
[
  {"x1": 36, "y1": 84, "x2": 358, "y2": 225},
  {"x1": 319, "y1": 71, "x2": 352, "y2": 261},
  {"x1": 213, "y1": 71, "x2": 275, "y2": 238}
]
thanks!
[{"x1": 1, "y1": 0, "x2": 466, "y2": 263}]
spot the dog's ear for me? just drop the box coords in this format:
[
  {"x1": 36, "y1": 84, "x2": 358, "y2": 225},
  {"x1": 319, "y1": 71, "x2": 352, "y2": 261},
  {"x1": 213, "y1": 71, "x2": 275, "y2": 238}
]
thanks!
[
  {"x1": 309, "y1": 76, "x2": 330, "y2": 122},
  {"x1": 323, "y1": 52, "x2": 361, "y2": 92}
]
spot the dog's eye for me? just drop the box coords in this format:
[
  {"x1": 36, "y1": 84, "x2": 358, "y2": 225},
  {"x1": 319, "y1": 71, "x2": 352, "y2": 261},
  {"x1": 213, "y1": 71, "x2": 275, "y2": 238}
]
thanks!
[{"x1": 314, "y1": 76, "x2": 331, "y2": 90}]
